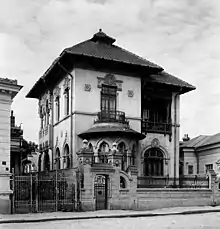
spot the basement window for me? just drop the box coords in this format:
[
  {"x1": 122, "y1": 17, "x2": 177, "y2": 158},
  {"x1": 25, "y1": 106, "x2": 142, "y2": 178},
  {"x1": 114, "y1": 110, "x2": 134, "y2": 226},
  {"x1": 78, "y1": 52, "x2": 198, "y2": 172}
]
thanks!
[
  {"x1": 205, "y1": 164, "x2": 213, "y2": 172},
  {"x1": 120, "y1": 176, "x2": 126, "y2": 189},
  {"x1": 188, "y1": 165, "x2": 194, "y2": 175}
]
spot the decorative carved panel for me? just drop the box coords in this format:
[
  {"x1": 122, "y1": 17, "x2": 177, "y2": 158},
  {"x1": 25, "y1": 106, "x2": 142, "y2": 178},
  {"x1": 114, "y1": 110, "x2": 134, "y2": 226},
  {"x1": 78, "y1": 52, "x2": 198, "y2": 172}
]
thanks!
[
  {"x1": 128, "y1": 90, "x2": 134, "y2": 97},
  {"x1": 151, "y1": 138, "x2": 160, "y2": 148},
  {"x1": 84, "y1": 84, "x2": 92, "y2": 92},
  {"x1": 54, "y1": 86, "x2": 61, "y2": 98},
  {"x1": 97, "y1": 73, "x2": 123, "y2": 91},
  {"x1": 63, "y1": 77, "x2": 71, "y2": 91},
  {"x1": 38, "y1": 92, "x2": 52, "y2": 117}
]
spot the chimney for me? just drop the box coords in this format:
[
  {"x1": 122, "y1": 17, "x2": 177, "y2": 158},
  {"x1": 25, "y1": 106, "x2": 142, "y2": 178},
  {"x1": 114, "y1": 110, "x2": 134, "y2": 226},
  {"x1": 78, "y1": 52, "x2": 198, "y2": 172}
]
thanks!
[
  {"x1": 11, "y1": 110, "x2": 15, "y2": 127},
  {"x1": 182, "y1": 134, "x2": 190, "y2": 142}
]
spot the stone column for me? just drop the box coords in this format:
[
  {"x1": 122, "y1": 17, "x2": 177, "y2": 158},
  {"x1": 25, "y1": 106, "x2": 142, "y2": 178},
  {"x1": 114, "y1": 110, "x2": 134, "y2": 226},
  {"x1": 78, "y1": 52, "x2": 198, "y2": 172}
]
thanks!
[
  {"x1": 0, "y1": 78, "x2": 22, "y2": 213},
  {"x1": 208, "y1": 169, "x2": 219, "y2": 206},
  {"x1": 76, "y1": 139, "x2": 94, "y2": 211},
  {"x1": 127, "y1": 165, "x2": 138, "y2": 210}
]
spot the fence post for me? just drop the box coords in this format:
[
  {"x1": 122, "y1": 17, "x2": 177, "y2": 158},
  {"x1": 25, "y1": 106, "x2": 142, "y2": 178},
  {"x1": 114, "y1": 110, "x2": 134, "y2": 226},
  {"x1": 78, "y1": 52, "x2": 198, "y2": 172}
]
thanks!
[
  {"x1": 30, "y1": 173, "x2": 33, "y2": 212},
  {"x1": 11, "y1": 168, "x2": 15, "y2": 214},
  {"x1": 76, "y1": 168, "x2": 81, "y2": 211},
  {"x1": 55, "y1": 169, "x2": 58, "y2": 211},
  {"x1": 35, "y1": 173, "x2": 38, "y2": 212}
]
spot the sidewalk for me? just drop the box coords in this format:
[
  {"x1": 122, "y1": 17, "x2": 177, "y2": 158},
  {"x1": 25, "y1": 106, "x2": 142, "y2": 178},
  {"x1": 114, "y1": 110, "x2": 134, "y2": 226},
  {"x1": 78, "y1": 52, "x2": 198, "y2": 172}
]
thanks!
[{"x1": 1, "y1": 206, "x2": 220, "y2": 224}]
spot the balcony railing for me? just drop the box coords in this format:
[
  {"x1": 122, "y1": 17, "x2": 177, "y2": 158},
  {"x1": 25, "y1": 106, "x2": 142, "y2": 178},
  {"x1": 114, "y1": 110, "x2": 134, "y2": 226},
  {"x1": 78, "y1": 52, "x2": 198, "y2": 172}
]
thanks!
[
  {"x1": 94, "y1": 110, "x2": 129, "y2": 125},
  {"x1": 141, "y1": 120, "x2": 172, "y2": 135},
  {"x1": 137, "y1": 175, "x2": 209, "y2": 189}
]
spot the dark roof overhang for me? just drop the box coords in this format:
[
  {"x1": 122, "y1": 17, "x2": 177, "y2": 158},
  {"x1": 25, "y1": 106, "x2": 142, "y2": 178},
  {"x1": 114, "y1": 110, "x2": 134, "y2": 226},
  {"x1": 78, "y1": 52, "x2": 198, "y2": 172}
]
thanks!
[{"x1": 78, "y1": 125, "x2": 146, "y2": 141}]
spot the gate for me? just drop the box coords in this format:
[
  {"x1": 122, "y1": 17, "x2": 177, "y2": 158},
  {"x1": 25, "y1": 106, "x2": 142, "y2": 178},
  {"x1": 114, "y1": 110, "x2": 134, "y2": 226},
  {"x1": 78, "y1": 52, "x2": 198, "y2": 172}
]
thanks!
[
  {"x1": 94, "y1": 175, "x2": 108, "y2": 210},
  {"x1": 11, "y1": 171, "x2": 76, "y2": 214}
]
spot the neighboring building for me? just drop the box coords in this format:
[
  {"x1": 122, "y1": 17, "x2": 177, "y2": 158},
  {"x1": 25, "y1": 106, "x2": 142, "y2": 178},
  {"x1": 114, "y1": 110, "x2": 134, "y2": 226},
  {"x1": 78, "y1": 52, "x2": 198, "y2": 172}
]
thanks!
[
  {"x1": 10, "y1": 110, "x2": 24, "y2": 174},
  {"x1": 10, "y1": 111, "x2": 39, "y2": 174},
  {"x1": 180, "y1": 133, "x2": 220, "y2": 175},
  {"x1": 0, "y1": 78, "x2": 22, "y2": 213},
  {"x1": 26, "y1": 29, "x2": 195, "y2": 182},
  {"x1": 23, "y1": 150, "x2": 40, "y2": 174}
]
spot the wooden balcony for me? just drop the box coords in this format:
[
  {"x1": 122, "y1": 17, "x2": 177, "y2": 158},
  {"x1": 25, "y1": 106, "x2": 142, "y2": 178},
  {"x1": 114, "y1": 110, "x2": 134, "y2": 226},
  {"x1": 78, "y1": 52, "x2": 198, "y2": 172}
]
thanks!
[
  {"x1": 94, "y1": 110, "x2": 129, "y2": 125},
  {"x1": 141, "y1": 120, "x2": 172, "y2": 135}
]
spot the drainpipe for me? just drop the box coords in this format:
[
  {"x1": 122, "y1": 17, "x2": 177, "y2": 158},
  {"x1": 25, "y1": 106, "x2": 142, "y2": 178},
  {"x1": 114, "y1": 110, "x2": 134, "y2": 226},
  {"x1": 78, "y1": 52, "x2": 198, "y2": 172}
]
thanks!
[
  {"x1": 57, "y1": 62, "x2": 74, "y2": 167},
  {"x1": 173, "y1": 90, "x2": 181, "y2": 186}
]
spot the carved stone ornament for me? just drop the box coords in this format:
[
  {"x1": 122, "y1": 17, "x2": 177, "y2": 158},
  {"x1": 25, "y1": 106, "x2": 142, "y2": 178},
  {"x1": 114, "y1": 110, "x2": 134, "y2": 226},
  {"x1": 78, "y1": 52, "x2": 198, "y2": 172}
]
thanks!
[
  {"x1": 151, "y1": 138, "x2": 160, "y2": 148},
  {"x1": 84, "y1": 84, "x2": 92, "y2": 92},
  {"x1": 97, "y1": 73, "x2": 123, "y2": 91},
  {"x1": 54, "y1": 86, "x2": 61, "y2": 98},
  {"x1": 55, "y1": 136, "x2": 59, "y2": 148},
  {"x1": 63, "y1": 77, "x2": 71, "y2": 91},
  {"x1": 128, "y1": 90, "x2": 134, "y2": 97},
  {"x1": 38, "y1": 92, "x2": 52, "y2": 117}
]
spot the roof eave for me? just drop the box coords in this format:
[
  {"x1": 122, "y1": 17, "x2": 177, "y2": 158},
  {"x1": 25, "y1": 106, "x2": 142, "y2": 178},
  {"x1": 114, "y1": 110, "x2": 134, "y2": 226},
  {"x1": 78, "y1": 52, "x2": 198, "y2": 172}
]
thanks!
[{"x1": 65, "y1": 50, "x2": 164, "y2": 71}]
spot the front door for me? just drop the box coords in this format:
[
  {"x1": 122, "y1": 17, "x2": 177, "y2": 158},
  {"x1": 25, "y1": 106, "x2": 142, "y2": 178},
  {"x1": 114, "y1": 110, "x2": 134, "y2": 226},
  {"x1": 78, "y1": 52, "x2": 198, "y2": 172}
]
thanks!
[{"x1": 94, "y1": 175, "x2": 108, "y2": 210}]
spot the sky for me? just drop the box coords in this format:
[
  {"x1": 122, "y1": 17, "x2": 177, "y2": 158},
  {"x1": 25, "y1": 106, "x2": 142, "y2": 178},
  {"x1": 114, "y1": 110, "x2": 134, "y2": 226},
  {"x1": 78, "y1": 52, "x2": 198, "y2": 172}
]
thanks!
[{"x1": 0, "y1": 0, "x2": 219, "y2": 143}]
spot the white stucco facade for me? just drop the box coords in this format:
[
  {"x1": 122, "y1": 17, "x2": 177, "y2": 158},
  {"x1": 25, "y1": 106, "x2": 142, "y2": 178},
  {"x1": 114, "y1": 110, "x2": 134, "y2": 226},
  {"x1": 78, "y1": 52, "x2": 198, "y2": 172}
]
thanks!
[{"x1": 0, "y1": 78, "x2": 22, "y2": 214}]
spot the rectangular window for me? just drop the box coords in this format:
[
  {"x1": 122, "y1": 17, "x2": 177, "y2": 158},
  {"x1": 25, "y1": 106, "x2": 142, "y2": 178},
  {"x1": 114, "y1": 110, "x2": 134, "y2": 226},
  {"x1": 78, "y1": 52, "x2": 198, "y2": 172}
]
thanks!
[
  {"x1": 205, "y1": 164, "x2": 213, "y2": 172},
  {"x1": 64, "y1": 89, "x2": 69, "y2": 116},
  {"x1": 101, "y1": 85, "x2": 117, "y2": 111},
  {"x1": 55, "y1": 97, "x2": 60, "y2": 122},
  {"x1": 188, "y1": 165, "x2": 193, "y2": 175}
]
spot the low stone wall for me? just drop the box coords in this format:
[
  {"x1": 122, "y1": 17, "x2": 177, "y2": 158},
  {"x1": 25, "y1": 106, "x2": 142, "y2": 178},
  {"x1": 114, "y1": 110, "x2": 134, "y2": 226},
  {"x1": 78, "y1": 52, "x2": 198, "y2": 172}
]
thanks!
[
  {"x1": 109, "y1": 188, "x2": 215, "y2": 211},
  {"x1": 136, "y1": 188, "x2": 213, "y2": 210}
]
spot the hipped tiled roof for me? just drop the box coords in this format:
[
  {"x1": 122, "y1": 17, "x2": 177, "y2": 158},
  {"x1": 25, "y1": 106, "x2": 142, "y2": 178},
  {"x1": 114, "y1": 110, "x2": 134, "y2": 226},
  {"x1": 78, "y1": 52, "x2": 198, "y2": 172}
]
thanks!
[
  {"x1": 65, "y1": 29, "x2": 162, "y2": 70},
  {"x1": 181, "y1": 133, "x2": 220, "y2": 149},
  {"x1": 146, "y1": 71, "x2": 196, "y2": 92},
  {"x1": 26, "y1": 29, "x2": 195, "y2": 98}
]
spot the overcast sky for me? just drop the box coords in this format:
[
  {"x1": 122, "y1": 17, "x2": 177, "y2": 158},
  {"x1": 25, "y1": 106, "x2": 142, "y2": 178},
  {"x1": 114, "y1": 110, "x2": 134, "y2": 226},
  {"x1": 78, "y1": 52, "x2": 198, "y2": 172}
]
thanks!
[{"x1": 0, "y1": 0, "x2": 219, "y2": 143}]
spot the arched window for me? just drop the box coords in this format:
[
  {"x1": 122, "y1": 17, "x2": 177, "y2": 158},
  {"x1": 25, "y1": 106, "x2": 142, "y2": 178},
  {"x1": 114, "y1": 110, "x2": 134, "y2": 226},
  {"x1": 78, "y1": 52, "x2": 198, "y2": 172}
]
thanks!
[
  {"x1": 88, "y1": 143, "x2": 93, "y2": 151},
  {"x1": 55, "y1": 148, "x2": 61, "y2": 170},
  {"x1": 120, "y1": 176, "x2": 126, "y2": 189},
  {"x1": 118, "y1": 142, "x2": 126, "y2": 171},
  {"x1": 99, "y1": 141, "x2": 109, "y2": 153},
  {"x1": 98, "y1": 141, "x2": 109, "y2": 163},
  {"x1": 64, "y1": 144, "x2": 71, "y2": 169},
  {"x1": 144, "y1": 148, "x2": 164, "y2": 176}
]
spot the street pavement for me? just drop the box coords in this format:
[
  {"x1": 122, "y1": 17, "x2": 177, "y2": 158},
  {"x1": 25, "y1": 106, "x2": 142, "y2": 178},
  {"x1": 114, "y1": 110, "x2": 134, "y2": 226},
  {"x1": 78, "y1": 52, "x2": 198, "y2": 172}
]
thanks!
[
  {"x1": 1, "y1": 212, "x2": 220, "y2": 229},
  {"x1": 1, "y1": 206, "x2": 220, "y2": 224}
]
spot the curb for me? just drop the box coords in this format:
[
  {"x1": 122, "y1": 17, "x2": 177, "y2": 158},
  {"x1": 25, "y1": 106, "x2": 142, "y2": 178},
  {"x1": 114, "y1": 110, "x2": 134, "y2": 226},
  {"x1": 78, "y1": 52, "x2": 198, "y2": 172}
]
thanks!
[{"x1": 1, "y1": 208, "x2": 220, "y2": 224}]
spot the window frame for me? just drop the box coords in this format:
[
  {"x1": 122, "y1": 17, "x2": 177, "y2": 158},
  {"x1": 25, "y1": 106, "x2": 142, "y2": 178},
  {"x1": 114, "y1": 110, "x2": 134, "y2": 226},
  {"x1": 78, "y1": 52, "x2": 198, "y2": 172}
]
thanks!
[
  {"x1": 144, "y1": 148, "x2": 164, "y2": 176},
  {"x1": 205, "y1": 164, "x2": 213, "y2": 173},
  {"x1": 64, "y1": 88, "x2": 70, "y2": 116},
  {"x1": 55, "y1": 96, "x2": 60, "y2": 122},
  {"x1": 188, "y1": 165, "x2": 194, "y2": 175},
  {"x1": 101, "y1": 85, "x2": 117, "y2": 111}
]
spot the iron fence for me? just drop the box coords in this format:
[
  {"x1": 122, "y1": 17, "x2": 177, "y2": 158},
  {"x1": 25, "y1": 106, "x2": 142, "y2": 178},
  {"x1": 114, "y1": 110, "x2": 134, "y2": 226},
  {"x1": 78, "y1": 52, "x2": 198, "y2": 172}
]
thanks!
[
  {"x1": 137, "y1": 175, "x2": 209, "y2": 189},
  {"x1": 11, "y1": 170, "x2": 77, "y2": 214}
]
